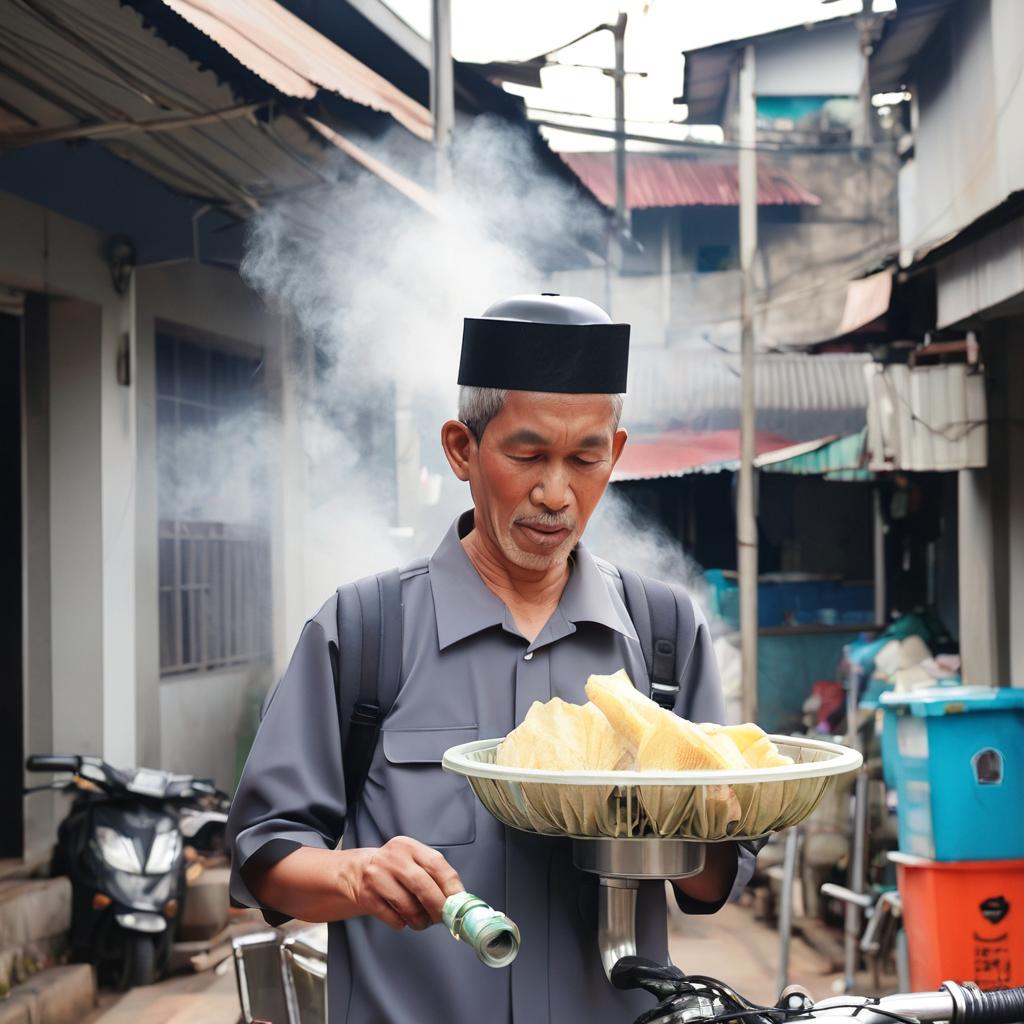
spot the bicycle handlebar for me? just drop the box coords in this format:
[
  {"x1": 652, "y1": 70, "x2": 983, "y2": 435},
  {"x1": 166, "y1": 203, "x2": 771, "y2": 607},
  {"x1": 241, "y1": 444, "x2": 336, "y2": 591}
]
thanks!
[
  {"x1": 621, "y1": 959, "x2": 1024, "y2": 1024},
  {"x1": 944, "y1": 981, "x2": 1024, "y2": 1024}
]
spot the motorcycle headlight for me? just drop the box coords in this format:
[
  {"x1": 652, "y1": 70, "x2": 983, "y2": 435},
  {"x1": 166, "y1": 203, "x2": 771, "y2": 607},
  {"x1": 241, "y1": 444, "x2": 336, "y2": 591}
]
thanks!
[
  {"x1": 94, "y1": 826, "x2": 144, "y2": 874},
  {"x1": 145, "y1": 829, "x2": 182, "y2": 874}
]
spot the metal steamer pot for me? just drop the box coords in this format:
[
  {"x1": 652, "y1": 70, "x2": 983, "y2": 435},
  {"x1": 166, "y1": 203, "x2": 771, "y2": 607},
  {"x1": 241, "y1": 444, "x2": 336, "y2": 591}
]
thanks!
[{"x1": 442, "y1": 734, "x2": 862, "y2": 979}]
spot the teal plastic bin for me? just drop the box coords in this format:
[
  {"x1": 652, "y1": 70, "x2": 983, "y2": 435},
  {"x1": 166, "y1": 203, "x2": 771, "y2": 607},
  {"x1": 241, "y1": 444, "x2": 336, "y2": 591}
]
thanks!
[{"x1": 879, "y1": 686, "x2": 1024, "y2": 861}]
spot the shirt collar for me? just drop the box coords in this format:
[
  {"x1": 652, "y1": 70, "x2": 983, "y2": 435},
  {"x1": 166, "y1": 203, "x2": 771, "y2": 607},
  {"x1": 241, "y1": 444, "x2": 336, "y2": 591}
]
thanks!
[
  {"x1": 560, "y1": 543, "x2": 639, "y2": 642},
  {"x1": 428, "y1": 510, "x2": 638, "y2": 651}
]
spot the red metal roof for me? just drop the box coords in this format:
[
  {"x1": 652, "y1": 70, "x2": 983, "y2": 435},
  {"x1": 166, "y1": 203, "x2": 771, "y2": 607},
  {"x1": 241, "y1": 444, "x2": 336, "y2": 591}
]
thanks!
[
  {"x1": 560, "y1": 153, "x2": 820, "y2": 211},
  {"x1": 612, "y1": 429, "x2": 794, "y2": 482}
]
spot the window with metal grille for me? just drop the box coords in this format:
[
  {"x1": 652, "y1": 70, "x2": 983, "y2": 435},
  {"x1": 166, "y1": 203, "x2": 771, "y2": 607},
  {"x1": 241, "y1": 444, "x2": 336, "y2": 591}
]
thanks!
[{"x1": 156, "y1": 327, "x2": 272, "y2": 677}]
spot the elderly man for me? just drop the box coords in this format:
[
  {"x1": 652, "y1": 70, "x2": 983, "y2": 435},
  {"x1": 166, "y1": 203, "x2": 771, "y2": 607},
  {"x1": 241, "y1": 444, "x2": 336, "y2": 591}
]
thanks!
[{"x1": 227, "y1": 294, "x2": 753, "y2": 1024}]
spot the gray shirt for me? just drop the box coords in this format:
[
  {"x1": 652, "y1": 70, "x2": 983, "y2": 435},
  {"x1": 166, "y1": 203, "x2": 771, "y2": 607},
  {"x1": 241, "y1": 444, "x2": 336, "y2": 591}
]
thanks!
[{"x1": 228, "y1": 511, "x2": 754, "y2": 1024}]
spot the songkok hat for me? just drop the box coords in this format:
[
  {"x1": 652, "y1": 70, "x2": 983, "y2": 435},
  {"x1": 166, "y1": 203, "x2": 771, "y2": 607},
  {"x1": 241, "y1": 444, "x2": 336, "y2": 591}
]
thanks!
[{"x1": 458, "y1": 294, "x2": 629, "y2": 394}]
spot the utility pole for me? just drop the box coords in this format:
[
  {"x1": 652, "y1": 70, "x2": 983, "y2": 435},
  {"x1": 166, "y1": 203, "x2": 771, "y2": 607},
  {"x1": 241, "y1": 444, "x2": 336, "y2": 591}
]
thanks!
[
  {"x1": 853, "y1": 0, "x2": 875, "y2": 150},
  {"x1": 394, "y1": 0, "x2": 454, "y2": 532},
  {"x1": 612, "y1": 12, "x2": 629, "y2": 257},
  {"x1": 430, "y1": 0, "x2": 454, "y2": 190},
  {"x1": 737, "y1": 44, "x2": 759, "y2": 724},
  {"x1": 600, "y1": 12, "x2": 630, "y2": 288}
]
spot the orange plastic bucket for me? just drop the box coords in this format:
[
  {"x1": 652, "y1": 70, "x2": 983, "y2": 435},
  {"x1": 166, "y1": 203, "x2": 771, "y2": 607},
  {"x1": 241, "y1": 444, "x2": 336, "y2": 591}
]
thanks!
[{"x1": 893, "y1": 853, "x2": 1024, "y2": 989}]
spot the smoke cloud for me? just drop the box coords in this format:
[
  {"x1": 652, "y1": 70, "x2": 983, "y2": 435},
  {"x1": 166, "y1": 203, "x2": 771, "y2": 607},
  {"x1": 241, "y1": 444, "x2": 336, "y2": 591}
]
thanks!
[{"x1": 164, "y1": 117, "x2": 710, "y2": 635}]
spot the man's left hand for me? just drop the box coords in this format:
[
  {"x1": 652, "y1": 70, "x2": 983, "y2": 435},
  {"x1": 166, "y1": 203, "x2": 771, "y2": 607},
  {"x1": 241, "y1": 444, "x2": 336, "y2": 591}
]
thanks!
[{"x1": 670, "y1": 841, "x2": 738, "y2": 905}]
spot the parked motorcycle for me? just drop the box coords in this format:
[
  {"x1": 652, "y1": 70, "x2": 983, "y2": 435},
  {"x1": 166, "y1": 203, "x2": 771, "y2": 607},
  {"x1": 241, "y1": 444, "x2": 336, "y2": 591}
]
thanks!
[{"x1": 25, "y1": 753, "x2": 229, "y2": 989}]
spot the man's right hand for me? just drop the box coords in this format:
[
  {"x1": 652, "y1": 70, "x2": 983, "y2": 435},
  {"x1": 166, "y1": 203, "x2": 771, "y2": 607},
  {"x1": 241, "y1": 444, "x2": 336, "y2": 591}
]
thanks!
[
  {"x1": 246, "y1": 839, "x2": 463, "y2": 928},
  {"x1": 348, "y1": 836, "x2": 465, "y2": 931}
]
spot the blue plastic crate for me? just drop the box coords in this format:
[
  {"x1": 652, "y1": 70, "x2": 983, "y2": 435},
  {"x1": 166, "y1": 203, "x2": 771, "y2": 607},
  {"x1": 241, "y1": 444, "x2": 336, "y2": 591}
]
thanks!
[{"x1": 879, "y1": 686, "x2": 1024, "y2": 861}]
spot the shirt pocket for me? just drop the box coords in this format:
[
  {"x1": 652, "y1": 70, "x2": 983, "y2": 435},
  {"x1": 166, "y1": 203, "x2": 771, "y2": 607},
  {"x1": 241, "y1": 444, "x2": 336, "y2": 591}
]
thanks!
[{"x1": 379, "y1": 725, "x2": 478, "y2": 848}]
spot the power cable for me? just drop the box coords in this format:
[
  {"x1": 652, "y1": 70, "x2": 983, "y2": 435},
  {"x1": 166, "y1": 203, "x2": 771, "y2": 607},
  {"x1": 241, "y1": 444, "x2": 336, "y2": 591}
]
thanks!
[{"x1": 533, "y1": 116, "x2": 897, "y2": 154}]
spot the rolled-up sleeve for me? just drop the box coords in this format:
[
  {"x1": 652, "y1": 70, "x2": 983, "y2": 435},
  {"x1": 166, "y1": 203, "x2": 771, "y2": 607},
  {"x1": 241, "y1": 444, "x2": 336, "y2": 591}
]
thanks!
[
  {"x1": 669, "y1": 591, "x2": 759, "y2": 915},
  {"x1": 226, "y1": 602, "x2": 346, "y2": 923}
]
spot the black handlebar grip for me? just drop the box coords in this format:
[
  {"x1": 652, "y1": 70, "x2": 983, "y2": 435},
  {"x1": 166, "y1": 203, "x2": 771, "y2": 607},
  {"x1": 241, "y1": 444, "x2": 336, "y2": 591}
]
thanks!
[
  {"x1": 956, "y1": 984, "x2": 1024, "y2": 1024},
  {"x1": 25, "y1": 754, "x2": 82, "y2": 774},
  {"x1": 610, "y1": 956, "x2": 685, "y2": 994}
]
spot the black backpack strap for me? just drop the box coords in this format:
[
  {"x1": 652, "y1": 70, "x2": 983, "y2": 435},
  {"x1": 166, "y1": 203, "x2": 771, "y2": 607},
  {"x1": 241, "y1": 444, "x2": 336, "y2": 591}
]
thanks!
[
  {"x1": 618, "y1": 566, "x2": 684, "y2": 711},
  {"x1": 336, "y1": 566, "x2": 405, "y2": 812}
]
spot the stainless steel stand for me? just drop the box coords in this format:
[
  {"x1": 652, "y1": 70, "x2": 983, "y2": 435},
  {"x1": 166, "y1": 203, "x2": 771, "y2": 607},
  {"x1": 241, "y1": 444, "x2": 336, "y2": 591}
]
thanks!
[
  {"x1": 775, "y1": 826, "x2": 802, "y2": 995},
  {"x1": 572, "y1": 838, "x2": 706, "y2": 979}
]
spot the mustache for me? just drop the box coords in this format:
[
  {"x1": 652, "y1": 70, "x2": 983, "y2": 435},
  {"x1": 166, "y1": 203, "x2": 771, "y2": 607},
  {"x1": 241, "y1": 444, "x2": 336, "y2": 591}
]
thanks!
[{"x1": 515, "y1": 514, "x2": 577, "y2": 531}]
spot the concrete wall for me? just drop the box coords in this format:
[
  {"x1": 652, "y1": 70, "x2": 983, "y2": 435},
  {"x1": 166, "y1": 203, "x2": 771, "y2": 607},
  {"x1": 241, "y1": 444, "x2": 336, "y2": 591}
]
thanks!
[
  {"x1": 1, "y1": 193, "x2": 133, "y2": 858},
  {"x1": 547, "y1": 263, "x2": 742, "y2": 351},
  {"x1": 47, "y1": 299, "x2": 105, "y2": 755},
  {"x1": 912, "y1": 1, "x2": 1024, "y2": 689},
  {"x1": 987, "y1": 323, "x2": 1024, "y2": 687},
  {"x1": 133, "y1": 260, "x2": 287, "y2": 790},
  {"x1": 904, "y1": 0, "x2": 1024, "y2": 257},
  {"x1": 158, "y1": 667, "x2": 253, "y2": 790},
  {"x1": 754, "y1": 19, "x2": 861, "y2": 98},
  {"x1": 956, "y1": 323, "x2": 1024, "y2": 688},
  {"x1": 1, "y1": 190, "x2": 296, "y2": 854},
  {"x1": 548, "y1": 147, "x2": 897, "y2": 352},
  {"x1": 21, "y1": 296, "x2": 56, "y2": 858}
]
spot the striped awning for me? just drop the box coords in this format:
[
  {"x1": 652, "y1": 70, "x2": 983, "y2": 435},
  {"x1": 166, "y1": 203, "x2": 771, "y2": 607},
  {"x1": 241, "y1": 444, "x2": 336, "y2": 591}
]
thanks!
[{"x1": 758, "y1": 429, "x2": 871, "y2": 480}]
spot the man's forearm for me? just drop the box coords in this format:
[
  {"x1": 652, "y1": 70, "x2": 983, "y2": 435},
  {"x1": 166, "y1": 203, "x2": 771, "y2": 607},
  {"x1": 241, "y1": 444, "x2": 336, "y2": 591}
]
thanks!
[
  {"x1": 244, "y1": 836, "x2": 464, "y2": 930},
  {"x1": 247, "y1": 846, "x2": 366, "y2": 923},
  {"x1": 670, "y1": 842, "x2": 738, "y2": 905}
]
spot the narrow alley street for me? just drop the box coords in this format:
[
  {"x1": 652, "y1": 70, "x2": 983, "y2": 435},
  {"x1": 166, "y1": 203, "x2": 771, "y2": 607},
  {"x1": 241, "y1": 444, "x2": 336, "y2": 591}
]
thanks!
[{"x1": 77, "y1": 899, "x2": 885, "y2": 1023}]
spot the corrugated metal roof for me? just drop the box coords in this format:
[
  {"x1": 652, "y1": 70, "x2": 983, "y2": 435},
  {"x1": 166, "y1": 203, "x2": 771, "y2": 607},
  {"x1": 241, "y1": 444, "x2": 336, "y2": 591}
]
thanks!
[
  {"x1": 870, "y1": 0, "x2": 955, "y2": 93},
  {"x1": 624, "y1": 351, "x2": 871, "y2": 435},
  {"x1": 560, "y1": 152, "x2": 820, "y2": 210},
  {"x1": 612, "y1": 429, "x2": 793, "y2": 482},
  {"x1": 0, "y1": 0, "x2": 431, "y2": 220},
  {"x1": 159, "y1": 0, "x2": 432, "y2": 140}
]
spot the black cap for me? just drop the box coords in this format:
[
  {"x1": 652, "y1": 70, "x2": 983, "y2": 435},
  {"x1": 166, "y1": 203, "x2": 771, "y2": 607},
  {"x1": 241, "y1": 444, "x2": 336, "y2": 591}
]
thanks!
[{"x1": 458, "y1": 294, "x2": 629, "y2": 394}]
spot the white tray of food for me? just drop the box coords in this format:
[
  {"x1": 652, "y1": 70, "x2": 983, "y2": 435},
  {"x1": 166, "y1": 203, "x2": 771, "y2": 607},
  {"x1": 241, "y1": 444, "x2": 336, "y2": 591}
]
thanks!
[{"x1": 442, "y1": 670, "x2": 862, "y2": 841}]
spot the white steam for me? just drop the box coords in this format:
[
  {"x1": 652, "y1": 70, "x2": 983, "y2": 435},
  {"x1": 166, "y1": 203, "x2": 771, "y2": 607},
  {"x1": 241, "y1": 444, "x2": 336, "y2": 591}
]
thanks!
[{"x1": 165, "y1": 118, "x2": 710, "y2": 632}]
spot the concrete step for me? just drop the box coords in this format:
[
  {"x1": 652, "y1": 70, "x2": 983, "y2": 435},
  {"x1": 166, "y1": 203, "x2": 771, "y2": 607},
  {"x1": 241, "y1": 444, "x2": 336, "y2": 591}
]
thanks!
[
  {"x1": 0, "y1": 963, "x2": 96, "y2": 1024},
  {"x1": 0, "y1": 878, "x2": 71, "y2": 995},
  {"x1": 0, "y1": 878, "x2": 71, "y2": 950},
  {"x1": 178, "y1": 867, "x2": 230, "y2": 942},
  {"x1": 0, "y1": 856, "x2": 51, "y2": 885}
]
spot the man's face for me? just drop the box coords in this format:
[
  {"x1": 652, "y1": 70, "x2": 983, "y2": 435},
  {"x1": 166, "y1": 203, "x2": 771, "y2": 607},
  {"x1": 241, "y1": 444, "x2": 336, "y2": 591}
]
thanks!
[{"x1": 444, "y1": 392, "x2": 628, "y2": 571}]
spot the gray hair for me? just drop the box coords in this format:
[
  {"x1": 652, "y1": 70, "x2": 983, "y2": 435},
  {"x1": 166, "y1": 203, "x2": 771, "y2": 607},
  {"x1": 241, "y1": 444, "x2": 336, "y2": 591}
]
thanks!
[{"x1": 458, "y1": 386, "x2": 624, "y2": 440}]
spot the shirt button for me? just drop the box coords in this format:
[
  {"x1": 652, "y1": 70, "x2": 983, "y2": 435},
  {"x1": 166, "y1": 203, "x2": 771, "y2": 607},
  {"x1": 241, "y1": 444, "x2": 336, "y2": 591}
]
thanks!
[{"x1": 524, "y1": 651, "x2": 534, "y2": 661}]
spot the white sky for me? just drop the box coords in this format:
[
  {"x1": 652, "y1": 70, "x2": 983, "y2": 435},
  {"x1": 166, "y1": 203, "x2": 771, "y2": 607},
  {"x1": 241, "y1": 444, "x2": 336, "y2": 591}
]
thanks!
[{"x1": 384, "y1": 0, "x2": 896, "y2": 151}]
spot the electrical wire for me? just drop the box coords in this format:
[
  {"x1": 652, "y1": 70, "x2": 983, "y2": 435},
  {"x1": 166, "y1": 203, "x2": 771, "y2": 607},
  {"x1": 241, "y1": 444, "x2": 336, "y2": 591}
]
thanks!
[
  {"x1": 526, "y1": 104, "x2": 690, "y2": 127},
  {"x1": 531, "y1": 116, "x2": 900, "y2": 154},
  {"x1": 639, "y1": 972, "x2": 930, "y2": 1024},
  {"x1": 793, "y1": 1004, "x2": 924, "y2": 1024}
]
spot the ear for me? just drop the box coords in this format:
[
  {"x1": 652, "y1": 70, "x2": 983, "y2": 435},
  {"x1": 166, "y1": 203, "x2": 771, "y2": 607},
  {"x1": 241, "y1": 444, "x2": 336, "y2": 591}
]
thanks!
[
  {"x1": 441, "y1": 419, "x2": 476, "y2": 482},
  {"x1": 610, "y1": 427, "x2": 628, "y2": 468}
]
